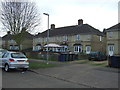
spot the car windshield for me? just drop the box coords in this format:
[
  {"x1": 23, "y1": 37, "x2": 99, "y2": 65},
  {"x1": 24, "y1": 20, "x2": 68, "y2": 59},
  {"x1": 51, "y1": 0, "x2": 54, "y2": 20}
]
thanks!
[{"x1": 11, "y1": 53, "x2": 26, "y2": 58}]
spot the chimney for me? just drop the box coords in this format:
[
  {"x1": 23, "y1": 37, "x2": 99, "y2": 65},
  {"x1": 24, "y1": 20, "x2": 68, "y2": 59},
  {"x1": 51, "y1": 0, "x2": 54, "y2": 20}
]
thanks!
[
  {"x1": 78, "y1": 19, "x2": 83, "y2": 25},
  {"x1": 51, "y1": 24, "x2": 55, "y2": 29},
  {"x1": 7, "y1": 31, "x2": 11, "y2": 34}
]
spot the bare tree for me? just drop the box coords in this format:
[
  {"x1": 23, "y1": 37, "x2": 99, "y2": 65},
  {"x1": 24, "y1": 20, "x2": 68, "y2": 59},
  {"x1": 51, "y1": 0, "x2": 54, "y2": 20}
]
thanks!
[{"x1": 0, "y1": 0, "x2": 40, "y2": 50}]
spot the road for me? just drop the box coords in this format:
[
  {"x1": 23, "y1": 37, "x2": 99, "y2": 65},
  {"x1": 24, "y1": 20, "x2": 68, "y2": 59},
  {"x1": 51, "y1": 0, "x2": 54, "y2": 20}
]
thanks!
[
  {"x1": 2, "y1": 60, "x2": 119, "y2": 89},
  {"x1": 2, "y1": 69, "x2": 88, "y2": 88}
]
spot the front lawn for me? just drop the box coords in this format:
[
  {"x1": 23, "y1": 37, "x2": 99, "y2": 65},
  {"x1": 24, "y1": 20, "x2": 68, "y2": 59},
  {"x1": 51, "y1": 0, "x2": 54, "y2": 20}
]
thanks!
[{"x1": 29, "y1": 61, "x2": 57, "y2": 69}]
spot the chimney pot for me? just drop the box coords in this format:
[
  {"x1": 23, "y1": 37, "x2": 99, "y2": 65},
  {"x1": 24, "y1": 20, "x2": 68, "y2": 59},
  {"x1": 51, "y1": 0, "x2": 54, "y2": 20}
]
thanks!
[
  {"x1": 78, "y1": 19, "x2": 83, "y2": 25},
  {"x1": 51, "y1": 24, "x2": 55, "y2": 29},
  {"x1": 7, "y1": 31, "x2": 11, "y2": 34}
]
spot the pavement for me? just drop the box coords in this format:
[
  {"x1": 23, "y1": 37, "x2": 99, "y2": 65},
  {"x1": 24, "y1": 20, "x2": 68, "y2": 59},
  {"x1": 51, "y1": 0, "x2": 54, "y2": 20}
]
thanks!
[
  {"x1": 2, "y1": 59, "x2": 119, "y2": 89},
  {"x1": 29, "y1": 59, "x2": 119, "y2": 88}
]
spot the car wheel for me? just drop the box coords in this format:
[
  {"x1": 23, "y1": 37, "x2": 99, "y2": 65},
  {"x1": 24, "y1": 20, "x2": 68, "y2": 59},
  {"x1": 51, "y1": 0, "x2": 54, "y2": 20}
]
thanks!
[
  {"x1": 4, "y1": 64, "x2": 10, "y2": 72},
  {"x1": 88, "y1": 58, "x2": 91, "y2": 61}
]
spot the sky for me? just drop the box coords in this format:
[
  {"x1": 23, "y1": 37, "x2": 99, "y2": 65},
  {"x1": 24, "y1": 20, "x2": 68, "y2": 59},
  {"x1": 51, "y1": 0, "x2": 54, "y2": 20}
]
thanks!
[{"x1": 0, "y1": 0, "x2": 119, "y2": 36}]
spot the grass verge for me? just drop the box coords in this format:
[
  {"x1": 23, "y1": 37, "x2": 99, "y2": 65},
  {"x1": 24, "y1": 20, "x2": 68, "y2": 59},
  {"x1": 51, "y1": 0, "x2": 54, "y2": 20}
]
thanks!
[
  {"x1": 77, "y1": 60, "x2": 108, "y2": 66},
  {"x1": 29, "y1": 61, "x2": 57, "y2": 69}
]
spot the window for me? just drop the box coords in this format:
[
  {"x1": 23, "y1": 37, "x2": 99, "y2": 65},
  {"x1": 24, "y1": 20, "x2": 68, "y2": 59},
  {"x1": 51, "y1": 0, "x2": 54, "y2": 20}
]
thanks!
[
  {"x1": 108, "y1": 32, "x2": 113, "y2": 38},
  {"x1": 9, "y1": 45, "x2": 19, "y2": 50},
  {"x1": 14, "y1": 45, "x2": 19, "y2": 50},
  {"x1": 76, "y1": 35, "x2": 80, "y2": 41},
  {"x1": 9, "y1": 40, "x2": 14, "y2": 44},
  {"x1": 61, "y1": 45, "x2": 68, "y2": 52},
  {"x1": 63, "y1": 36, "x2": 68, "y2": 41},
  {"x1": 9, "y1": 45, "x2": 14, "y2": 50},
  {"x1": 100, "y1": 36, "x2": 102, "y2": 41},
  {"x1": 86, "y1": 35, "x2": 91, "y2": 39},
  {"x1": 2, "y1": 53, "x2": 9, "y2": 58},
  {"x1": 36, "y1": 44, "x2": 41, "y2": 51},
  {"x1": 74, "y1": 46, "x2": 82, "y2": 52},
  {"x1": 36, "y1": 45, "x2": 41, "y2": 51},
  {"x1": 11, "y1": 53, "x2": 26, "y2": 58}
]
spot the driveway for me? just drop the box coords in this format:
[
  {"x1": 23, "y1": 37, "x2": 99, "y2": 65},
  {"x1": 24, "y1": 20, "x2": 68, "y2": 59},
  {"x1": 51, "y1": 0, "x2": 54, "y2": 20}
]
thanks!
[{"x1": 2, "y1": 59, "x2": 119, "y2": 89}]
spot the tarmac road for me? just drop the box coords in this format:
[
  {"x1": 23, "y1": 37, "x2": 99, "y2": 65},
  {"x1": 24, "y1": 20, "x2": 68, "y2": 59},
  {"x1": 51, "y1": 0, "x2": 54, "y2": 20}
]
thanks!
[
  {"x1": 2, "y1": 69, "x2": 89, "y2": 88},
  {"x1": 2, "y1": 60, "x2": 119, "y2": 89}
]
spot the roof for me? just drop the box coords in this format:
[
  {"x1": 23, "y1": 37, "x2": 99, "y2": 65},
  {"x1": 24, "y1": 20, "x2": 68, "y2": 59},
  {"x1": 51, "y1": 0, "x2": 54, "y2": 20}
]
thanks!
[
  {"x1": 105, "y1": 23, "x2": 120, "y2": 32},
  {"x1": 2, "y1": 32, "x2": 34, "y2": 40},
  {"x1": 2, "y1": 33, "x2": 12, "y2": 40},
  {"x1": 35, "y1": 24, "x2": 104, "y2": 38}
]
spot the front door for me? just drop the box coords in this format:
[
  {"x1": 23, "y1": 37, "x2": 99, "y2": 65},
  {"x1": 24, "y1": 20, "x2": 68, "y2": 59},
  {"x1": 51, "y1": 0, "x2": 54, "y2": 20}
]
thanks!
[
  {"x1": 86, "y1": 46, "x2": 91, "y2": 54},
  {"x1": 108, "y1": 45, "x2": 114, "y2": 56}
]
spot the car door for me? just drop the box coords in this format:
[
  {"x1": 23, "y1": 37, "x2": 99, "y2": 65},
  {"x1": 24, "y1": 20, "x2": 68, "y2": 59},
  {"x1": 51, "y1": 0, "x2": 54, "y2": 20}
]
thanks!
[
  {"x1": 0, "y1": 52, "x2": 2, "y2": 67},
  {"x1": 2, "y1": 53, "x2": 9, "y2": 67}
]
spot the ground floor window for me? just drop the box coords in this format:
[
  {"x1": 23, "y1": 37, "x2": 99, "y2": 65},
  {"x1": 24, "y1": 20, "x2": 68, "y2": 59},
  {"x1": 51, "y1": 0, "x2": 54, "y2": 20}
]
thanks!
[
  {"x1": 61, "y1": 45, "x2": 68, "y2": 52},
  {"x1": 74, "y1": 45, "x2": 82, "y2": 52},
  {"x1": 33, "y1": 44, "x2": 41, "y2": 51},
  {"x1": 14, "y1": 45, "x2": 19, "y2": 50},
  {"x1": 9, "y1": 45, "x2": 14, "y2": 50},
  {"x1": 9, "y1": 45, "x2": 19, "y2": 50},
  {"x1": 86, "y1": 45, "x2": 91, "y2": 54}
]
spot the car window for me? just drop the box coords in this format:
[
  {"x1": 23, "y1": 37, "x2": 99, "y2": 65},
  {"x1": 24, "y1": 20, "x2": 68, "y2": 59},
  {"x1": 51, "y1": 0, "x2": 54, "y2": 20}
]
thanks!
[
  {"x1": 2, "y1": 53, "x2": 9, "y2": 58},
  {"x1": 11, "y1": 53, "x2": 26, "y2": 58}
]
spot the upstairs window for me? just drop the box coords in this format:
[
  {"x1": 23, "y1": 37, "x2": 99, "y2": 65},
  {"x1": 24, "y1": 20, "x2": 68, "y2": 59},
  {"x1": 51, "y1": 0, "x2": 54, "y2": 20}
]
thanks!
[
  {"x1": 63, "y1": 36, "x2": 68, "y2": 41},
  {"x1": 76, "y1": 34, "x2": 80, "y2": 41},
  {"x1": 86, "y1": 35, "x2": 91, "y2": 39},
  {"x1": 100, "y1": 36, "x2": 102, "y2": 41},
  {"x1": 108, "y1": 32, "x2": 113, "y2": 38}
]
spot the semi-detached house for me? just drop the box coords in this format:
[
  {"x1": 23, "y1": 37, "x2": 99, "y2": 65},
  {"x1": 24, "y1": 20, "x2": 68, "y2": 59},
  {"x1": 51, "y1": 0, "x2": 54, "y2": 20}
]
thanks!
[
  {"x1": 2, "y1": 31, "x2": 33, "y2": 51},
  {"x1": 33, "y1": 19, "x2": 106, "y2": 54},
  {"x1": 105, "y1": 23, "x2": 120, "y2": 56}
]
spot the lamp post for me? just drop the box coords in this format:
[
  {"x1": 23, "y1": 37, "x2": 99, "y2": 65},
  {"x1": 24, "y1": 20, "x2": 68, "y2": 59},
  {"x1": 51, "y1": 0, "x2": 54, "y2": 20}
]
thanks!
[{"x1": 43, "y1": 13, "x2": 49, "y2": 64}]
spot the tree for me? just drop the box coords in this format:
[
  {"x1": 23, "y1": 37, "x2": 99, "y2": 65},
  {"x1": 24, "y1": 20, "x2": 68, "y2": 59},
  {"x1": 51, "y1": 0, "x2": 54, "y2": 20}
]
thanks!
[{"x1": 0, "y1": 0, "x2": 40, "y2": 50}]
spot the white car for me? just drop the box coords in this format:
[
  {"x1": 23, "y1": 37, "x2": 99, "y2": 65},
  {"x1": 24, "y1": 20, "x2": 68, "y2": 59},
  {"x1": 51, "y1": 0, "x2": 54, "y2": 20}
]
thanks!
[
  {"x1": 0, "y1": 49, "x2": 8, "y2": 67},
  {"x1": 0, "y1": 51, "x2": 29, "y2": 72}
]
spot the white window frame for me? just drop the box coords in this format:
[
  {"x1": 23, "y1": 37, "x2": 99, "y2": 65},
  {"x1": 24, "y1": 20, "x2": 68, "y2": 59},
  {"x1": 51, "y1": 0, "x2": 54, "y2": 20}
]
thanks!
[
  {"x1": 100, "y1": 36, "x2": 102, "y2": 41},
  {"x1": 76, "y1": 34, "x2": 80, "y2": 41},
  {"x1": 61, "y1": 45, "x2": 68, "y2": 52},
  {"x1": 14, "y1": 45, "x2": 19, "y2": 50},
  {"x1": 63, "y1": 36, "x2": 68, "y2": 41},
  {"x1": 108, "y1": 32, "x2": 113, "y2": 38},
  {"x1": 9, "y1": 45, "x2": 13, "y2": 50},
  {"x1": 74, "y1": 45, "x2": 82, "y2": 52},
  {"x1": 86, "y1": 35, "x2": 91, "y2": 39},
  {"x1": 36, "y1": 45, "x2": 41, "y2": 51}
]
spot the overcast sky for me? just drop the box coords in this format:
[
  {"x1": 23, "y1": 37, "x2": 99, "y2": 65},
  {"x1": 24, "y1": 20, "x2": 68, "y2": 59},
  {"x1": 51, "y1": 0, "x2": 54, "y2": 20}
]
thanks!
[{"x1": 0, "y1": 0, "x2": 119, "y2": 36}]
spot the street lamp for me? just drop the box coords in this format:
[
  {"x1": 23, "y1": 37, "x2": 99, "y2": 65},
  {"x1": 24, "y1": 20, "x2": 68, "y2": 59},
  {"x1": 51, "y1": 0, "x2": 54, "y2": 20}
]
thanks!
[{"x1": 43, "y1": 13, "x2": 49, "y2": 64}]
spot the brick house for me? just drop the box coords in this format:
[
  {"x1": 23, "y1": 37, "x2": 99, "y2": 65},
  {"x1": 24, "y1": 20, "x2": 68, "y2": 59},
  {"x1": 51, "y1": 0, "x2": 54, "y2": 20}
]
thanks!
[
  {"x1": 33, "y1": 19, "x2": 106, "y2": 54},
  {"x1": 2, "y1": 31, "x2": 33, "y2": 51},
  {"x1": 105, "y1": 23, "x2": 120, "y2": 56}
]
